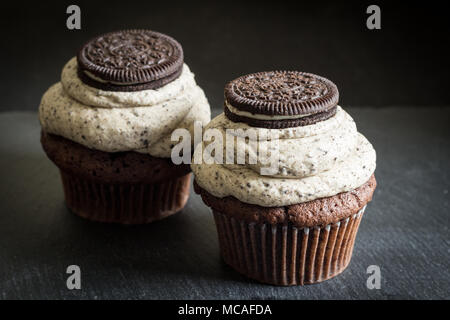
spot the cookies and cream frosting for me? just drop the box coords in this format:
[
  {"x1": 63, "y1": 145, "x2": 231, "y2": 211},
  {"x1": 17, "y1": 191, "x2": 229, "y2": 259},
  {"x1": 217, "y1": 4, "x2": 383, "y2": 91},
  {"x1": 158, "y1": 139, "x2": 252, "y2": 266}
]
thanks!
[
  {"x1": 191, "y1": 106, "x2": 376, "y2": 207},
  {"x1": 39, "y1": 57, "x2": 211, "y2": 157}
]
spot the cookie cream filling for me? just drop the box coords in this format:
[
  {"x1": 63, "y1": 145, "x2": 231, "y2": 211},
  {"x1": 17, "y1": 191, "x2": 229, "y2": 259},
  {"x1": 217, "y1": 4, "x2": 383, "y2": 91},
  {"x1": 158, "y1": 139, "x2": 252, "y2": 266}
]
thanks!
[
  {"x1": 225, "y1": 100, "x2": 312, "y2": 120},
  {"x1": 39, "y1": 57, "x2": 211, "y2": 157},
  {"x1": 191, "y1": 106, "x2": 376, "y2": 206}
]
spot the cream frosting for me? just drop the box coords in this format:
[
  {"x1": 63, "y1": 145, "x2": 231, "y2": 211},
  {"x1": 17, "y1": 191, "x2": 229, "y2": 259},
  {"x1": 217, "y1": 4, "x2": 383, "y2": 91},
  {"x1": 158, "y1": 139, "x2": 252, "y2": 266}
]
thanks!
[
  {"x1": 39, "y1": 57, "x2": 211, "y2": 157},
  {"x1": 191, "y1": 106, "x2": 376, "y2": 207}
]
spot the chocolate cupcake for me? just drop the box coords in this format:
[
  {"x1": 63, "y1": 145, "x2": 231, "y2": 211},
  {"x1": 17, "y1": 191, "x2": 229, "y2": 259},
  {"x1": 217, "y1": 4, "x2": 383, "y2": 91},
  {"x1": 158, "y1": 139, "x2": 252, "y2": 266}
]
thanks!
[
  {"x1": 191, "y1": 71, "x2": 376, "y2": 285},
  {"x1": 39, "y1": 30, "x2": 211, "y2": 224}
]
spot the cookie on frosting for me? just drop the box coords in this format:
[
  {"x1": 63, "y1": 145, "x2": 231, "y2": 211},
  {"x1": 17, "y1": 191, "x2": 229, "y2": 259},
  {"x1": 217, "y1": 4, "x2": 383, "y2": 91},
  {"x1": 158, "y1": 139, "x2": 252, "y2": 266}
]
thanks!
[
  {"x1": 77, "y1": 29, "x2": 184, "y2": 91},
  {"x1": 224, "y1": 71, "x2": 339, "y2": 128}
]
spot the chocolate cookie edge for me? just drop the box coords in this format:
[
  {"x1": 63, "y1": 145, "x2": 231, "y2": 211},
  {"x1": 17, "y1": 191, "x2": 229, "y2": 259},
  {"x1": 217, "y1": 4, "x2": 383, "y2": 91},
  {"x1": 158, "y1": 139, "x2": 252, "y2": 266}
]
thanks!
[{"x1": 224, "y1": 104, "x2": 337, "y2": 129}]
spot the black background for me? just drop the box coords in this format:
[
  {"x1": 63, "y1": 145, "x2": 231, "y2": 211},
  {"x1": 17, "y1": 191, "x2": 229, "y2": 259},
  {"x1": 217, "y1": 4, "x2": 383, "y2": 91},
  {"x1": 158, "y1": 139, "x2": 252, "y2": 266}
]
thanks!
[{"x1": 2, "y1": 0, "x2": 450, "y2": 112}]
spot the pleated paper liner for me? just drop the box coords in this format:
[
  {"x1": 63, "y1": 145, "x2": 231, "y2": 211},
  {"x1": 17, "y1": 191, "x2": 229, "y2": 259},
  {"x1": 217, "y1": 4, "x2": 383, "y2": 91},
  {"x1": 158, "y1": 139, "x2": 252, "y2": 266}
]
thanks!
[
  {"x1": 60, "y1": 170, "x2": 191, "y2": 224},
  {"x1": 213, "y1": 206, "x2": 366, "y2": 285}
]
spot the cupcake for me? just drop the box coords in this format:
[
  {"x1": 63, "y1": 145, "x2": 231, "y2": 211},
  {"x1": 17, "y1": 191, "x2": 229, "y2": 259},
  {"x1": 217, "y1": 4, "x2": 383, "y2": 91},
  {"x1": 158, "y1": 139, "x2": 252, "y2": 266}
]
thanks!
[
  {"x1": 39, "y1": 30, "x2": 211, "y2": 224},
  {"x1": 192, "y1": 71, "x2": 376, "y2": 285}
]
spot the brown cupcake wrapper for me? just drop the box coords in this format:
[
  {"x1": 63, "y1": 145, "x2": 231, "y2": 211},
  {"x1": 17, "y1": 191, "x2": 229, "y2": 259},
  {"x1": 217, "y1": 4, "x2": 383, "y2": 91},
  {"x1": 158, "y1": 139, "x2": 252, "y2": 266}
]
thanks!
[
  {"x1": 60, "y1": 170, "x2": 191, "y2": 224},
  {"x1": 212, "y1": 206, "x2": 366, "y2": 285}
]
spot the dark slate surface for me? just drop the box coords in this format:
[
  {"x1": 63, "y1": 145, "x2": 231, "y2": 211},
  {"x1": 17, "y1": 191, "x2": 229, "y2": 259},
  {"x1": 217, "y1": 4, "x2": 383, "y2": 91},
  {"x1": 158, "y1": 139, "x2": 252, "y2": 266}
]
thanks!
[{"x1": 0, "y1": 107, "x2": 449, "y2": 300}]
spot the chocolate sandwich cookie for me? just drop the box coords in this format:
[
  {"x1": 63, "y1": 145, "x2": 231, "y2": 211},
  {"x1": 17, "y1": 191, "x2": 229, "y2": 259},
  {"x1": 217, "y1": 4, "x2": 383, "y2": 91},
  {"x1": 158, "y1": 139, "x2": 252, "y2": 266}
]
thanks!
[
  {"x1": 224, "y1": 71, "x2": 339, "y2": 128},
  {"x1": 77, "y1": 29, "x2": 184, "y2": 91}
]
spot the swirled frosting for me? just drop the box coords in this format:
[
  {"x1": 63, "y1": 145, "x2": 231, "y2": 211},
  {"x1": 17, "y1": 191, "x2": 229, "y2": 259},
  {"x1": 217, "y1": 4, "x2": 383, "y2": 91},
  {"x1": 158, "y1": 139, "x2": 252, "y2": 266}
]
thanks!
[
  {"x1": 39, "y1": 57, "x2": 211, "y2": 157},
  {"x1": 191, "y1": 106, "x2": 376, "y2": 207}
]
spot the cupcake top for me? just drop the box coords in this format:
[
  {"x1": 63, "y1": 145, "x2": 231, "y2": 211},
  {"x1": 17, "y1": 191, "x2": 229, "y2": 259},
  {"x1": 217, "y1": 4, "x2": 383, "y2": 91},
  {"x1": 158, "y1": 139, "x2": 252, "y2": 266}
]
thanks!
[
  {"x1": 191, "y1": 71, "x2": 376, "y2": 207},
  {"x1": 39, "y1": 30, "x2": 210, "y2": 157}
]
